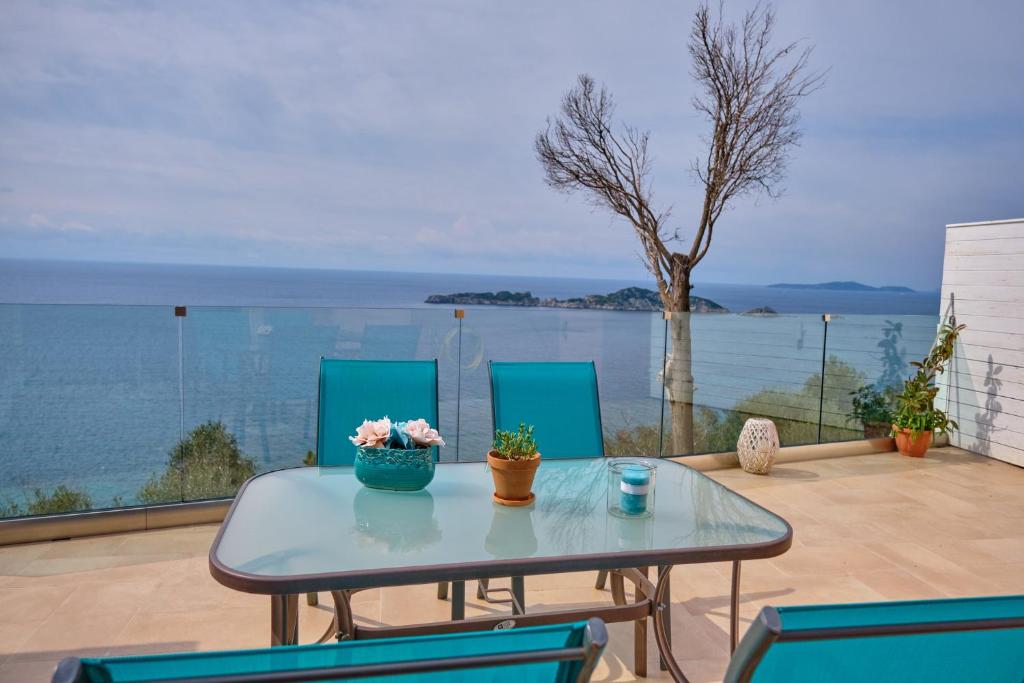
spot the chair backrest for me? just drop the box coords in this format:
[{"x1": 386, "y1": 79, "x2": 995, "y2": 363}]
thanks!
[
  {"x1": 53, "y1": 618, "x2": 608, "y2": 683},
  {"x1": 489, "y1": 361, "x2": 604, "y2": 459},
  {"x1": 724, "y1": 595, "x2": 1024, "y2": 683},
  {"x1": 317, "y1": 358, "x2": 439, "y2": 466}
]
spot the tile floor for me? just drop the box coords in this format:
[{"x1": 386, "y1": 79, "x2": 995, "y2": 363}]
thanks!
[{"x1": 2, "y1": 447, "x2": 1023, "y2": 681}]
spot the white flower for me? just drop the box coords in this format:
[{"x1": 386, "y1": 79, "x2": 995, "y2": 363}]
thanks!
[
  {"x1": 349, "y1": 417, "x2": 392, "y2": 448},
  {"x1": 404, "y1": 418, "x2": 445, "y2": 447}
]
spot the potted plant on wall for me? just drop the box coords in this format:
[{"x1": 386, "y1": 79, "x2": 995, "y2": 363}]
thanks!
[
  {"x1": 891, "y1": 322, "x2": 965, "y2": 457},
  {"x1": 488, "y1": 423, "x2": 541, "y2": 506},
  {"x1": 849, "y1": 385, "x2": 895, "y2": 439}
]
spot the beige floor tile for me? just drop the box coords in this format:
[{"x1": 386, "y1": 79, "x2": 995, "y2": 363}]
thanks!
[
  {"x1": 0, "y1": 585, "x2": 74, "y2": 626},
  {"x1": 0, "y1": 621, "x2": 46, "y2": 658},
  {"x1": 19, "y1": 607, "x2": 138, "y2": 660}
]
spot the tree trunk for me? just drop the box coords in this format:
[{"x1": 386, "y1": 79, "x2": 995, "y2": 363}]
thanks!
[{"x1": 664, "y1": 275, "x2": 695, "y2": 456}]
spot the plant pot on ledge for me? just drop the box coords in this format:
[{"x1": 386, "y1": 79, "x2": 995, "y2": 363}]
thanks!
[
  {"x1": 889, "y1": 320, "x2": 965, "y2": 460},
  {"x1": 893, "y1": 427, "x2": 932, "y2": 458},
  {"x1": 863, "y1": 422, "x2": 891, "y2": 440}
]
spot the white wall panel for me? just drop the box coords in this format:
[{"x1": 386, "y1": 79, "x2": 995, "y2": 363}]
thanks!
[{"x1": 939, "y1": 218, "x2": 1024, "y2": 466}]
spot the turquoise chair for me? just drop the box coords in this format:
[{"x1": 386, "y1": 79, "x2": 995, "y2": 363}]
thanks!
[
  {"x1": 316, "y1": 358, "x2": 450, "y2": 634},
  {"x1": 485, "y1": 361, "x2": 607, "y2": 607},
  {"x1": 724, "y1": 595, "x2": 1024, "y2": 682},
  {"x1": 317, "y1": 358, "x2": 439, "y2": 466},
  {"x1": 52, "y1": 618, "x2": 608, "y2": 683},
  {"x1": 489, "y1": 361, "x2": 604, "y2": 459},
  {"x1": 486, "y1": 362, "x2": 651, "y2": 672}
]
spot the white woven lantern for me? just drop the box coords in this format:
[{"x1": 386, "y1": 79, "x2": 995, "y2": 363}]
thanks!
[{"x1": 736, "y1": 418, "x2": 779, "y2": 475}]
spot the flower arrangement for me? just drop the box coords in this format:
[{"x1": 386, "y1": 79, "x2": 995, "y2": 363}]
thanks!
[
  {"x1": 350, "y1": 417, "x2": 444, "y2": 492},
  {"x1": 350, "y1": 417, "x2": 445, "y2": 450}
]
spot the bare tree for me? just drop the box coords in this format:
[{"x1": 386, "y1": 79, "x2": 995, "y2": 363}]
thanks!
[{"x1": 536, "y1": 3, "x2": 822, "y2": 455}]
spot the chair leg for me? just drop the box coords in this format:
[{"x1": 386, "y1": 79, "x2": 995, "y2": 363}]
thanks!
[
  {"x1": 595, "y1": 569, "x2": 608, "y2": 590},
  {"x1": 436, "y1": 581, "x2": 448, "y2": 600},
  {"x1": 634, "y1": 567, "x2": 649, "y2": 678},
  {"x1": 476, "y1": 578, "x2": 489, "y2": 600},
  {"x1": 330, "y1": 590, "x2": 354, "y2": 641},
  {"x1": 610, "y1": 571, "x2": 627, "y2": 606}
]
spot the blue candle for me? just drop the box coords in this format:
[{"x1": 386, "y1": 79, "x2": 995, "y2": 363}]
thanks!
[{"x1": 619, "y1": 465, "x2": 651, "y2": 515}]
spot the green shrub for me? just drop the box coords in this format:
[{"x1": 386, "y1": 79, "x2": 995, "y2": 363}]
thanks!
[
  {"x1": 0, "y1": 485, "x2": 94, "y2": 518},
  {"x1": 605, "y1": 357, "x2": 865, "y2": 456},
  {"x1": 138, "y1": 421, "x2": 257, "y2": 504}
]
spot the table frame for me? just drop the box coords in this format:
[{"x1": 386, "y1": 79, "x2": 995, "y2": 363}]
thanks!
[{"x1": 210, "y1": 459, "x2": 792, "y2": 683}]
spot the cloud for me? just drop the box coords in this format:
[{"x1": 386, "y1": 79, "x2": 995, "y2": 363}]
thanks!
[
  {"x1": 25, "y1": 212, "x2": 94, "y2": 233},
  {"x1": 0, "y1": 0, "x2": 1022, "y2": 287}
]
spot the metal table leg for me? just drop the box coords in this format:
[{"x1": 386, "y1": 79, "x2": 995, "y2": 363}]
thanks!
[
  {"x1": 731, "y1": 560, "x2": 742, "y2": 652},
  {"x1": 511, "y1": 576, "x2": 526, "y2": 615},
  {"x1": 659, "y1": 566, "x2": 671, "y2": 671},
  {"x1": 653, "y1": 566, "x2": 687, "y2": 683},
  {"x1": 270, "y1": 594, "x2": 298, "y2": 646}
]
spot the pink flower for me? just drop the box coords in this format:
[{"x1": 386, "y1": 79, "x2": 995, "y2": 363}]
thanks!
[
  {"x1": 349, "y1": 417, "x2": 392, "y2": 448},
  {"x1": 404, "y1": 418, "x2": 445, "y2": 447}
]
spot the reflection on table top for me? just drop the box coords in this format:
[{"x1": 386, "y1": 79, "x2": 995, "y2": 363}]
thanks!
[{"x1": 210, "y1": 458, "x2": 791, "y2": 592}]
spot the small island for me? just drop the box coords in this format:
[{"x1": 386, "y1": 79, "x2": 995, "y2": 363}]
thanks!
[
  {"x1": 742, "y1": 306, "x2": 778, "y2": 316},
  {"x1": 767, "y1": 281, "x2": 915, "y2": 293},
  {"x1": 425, "y1": 286, "x2": 728, "y2": 313}
]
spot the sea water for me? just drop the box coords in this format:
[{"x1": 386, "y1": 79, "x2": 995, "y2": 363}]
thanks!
[{"x1": 0, "y1": 259, "x2": 940, "y2": 509}]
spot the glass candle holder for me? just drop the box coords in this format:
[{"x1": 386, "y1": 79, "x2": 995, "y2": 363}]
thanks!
[{"x1": 607, "y1": 459, "x2": 657, "y2": 518}]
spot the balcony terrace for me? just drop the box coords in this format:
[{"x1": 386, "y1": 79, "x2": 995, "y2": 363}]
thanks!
[{"x1": 3, "y1": 445, "x2": 1022, "y2": 682}]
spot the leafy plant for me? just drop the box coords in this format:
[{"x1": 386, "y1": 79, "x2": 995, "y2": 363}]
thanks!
[
  {"x1": 849, "y1": 385, "x2": 894, "y2": 427},
  {"x1": 0, "y1": 485, "x2": 94, "y2": 518},
  {"x1": 492, "y1": 423, "x2": 538, "y2": 461},
  {"x1": 876, "y1": 320, "x2": 906, "y2": 389},
  {"x1": 606, "y1": 357, "x2": 868, "y2": 456},
  {"x1": 138, "y1": 421, "x2": 257, "y2": 504},
  {"x1": 892, "y1": 322, "x2": 966, "y2": 438}
]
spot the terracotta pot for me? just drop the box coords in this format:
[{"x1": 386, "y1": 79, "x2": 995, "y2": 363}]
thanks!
[
  {"x1": 863, "y1": 422, "x2": 891, "y2": 440},
  {"x1": 487, "y1": 450, "x2": 541, "y2": 504},
  {"x1": 893, "y1": 426, "x2": 932, "y2": 458}
]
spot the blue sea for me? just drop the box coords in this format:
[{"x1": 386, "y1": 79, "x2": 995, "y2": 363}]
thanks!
[
  {"x1": 0, "y1": 259, "x2": 940, "y2": 512},
  {"x1": 0, "y1": 259, "x2": 940, "y2": 314}
]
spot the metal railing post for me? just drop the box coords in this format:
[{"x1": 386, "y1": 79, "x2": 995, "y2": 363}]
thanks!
[
  {"x1": 817, "y1": 313, "x2": 830, "y2": 444},
  {"x1": 175, "y1": 305, "x2": 187, "y2": 503},
  {"x1": 454, "y1": 309, "x2": 464, "y2": 462}
]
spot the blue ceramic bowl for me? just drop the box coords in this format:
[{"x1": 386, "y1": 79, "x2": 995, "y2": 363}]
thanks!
[{"x1": 354, "y1": 446, "x2": 435, "y2": 491}]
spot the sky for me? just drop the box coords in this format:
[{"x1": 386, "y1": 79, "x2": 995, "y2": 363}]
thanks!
[{"x1": 1, "y1": 1, "x2": 1022, "y2": 290}]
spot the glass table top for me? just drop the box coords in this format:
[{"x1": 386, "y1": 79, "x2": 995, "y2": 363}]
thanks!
[{"x1": 211, "y1": 458, "x2": 790, "y2": 592}]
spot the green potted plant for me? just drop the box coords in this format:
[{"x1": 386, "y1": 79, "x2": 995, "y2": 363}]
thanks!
[
  {"x1": 849, "y1": 385, "x2": 894, "y2": 439},
  {"x1": 891, "y1": 322, "x2": 965, "y2": 457},
  {"x1": 488, "y1": 423, "x2": 541, "y2": 506}
]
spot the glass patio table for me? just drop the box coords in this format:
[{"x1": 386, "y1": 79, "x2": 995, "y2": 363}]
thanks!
[{"x1": 209, "y1": 457, "x2": 792, "y2": 682}]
